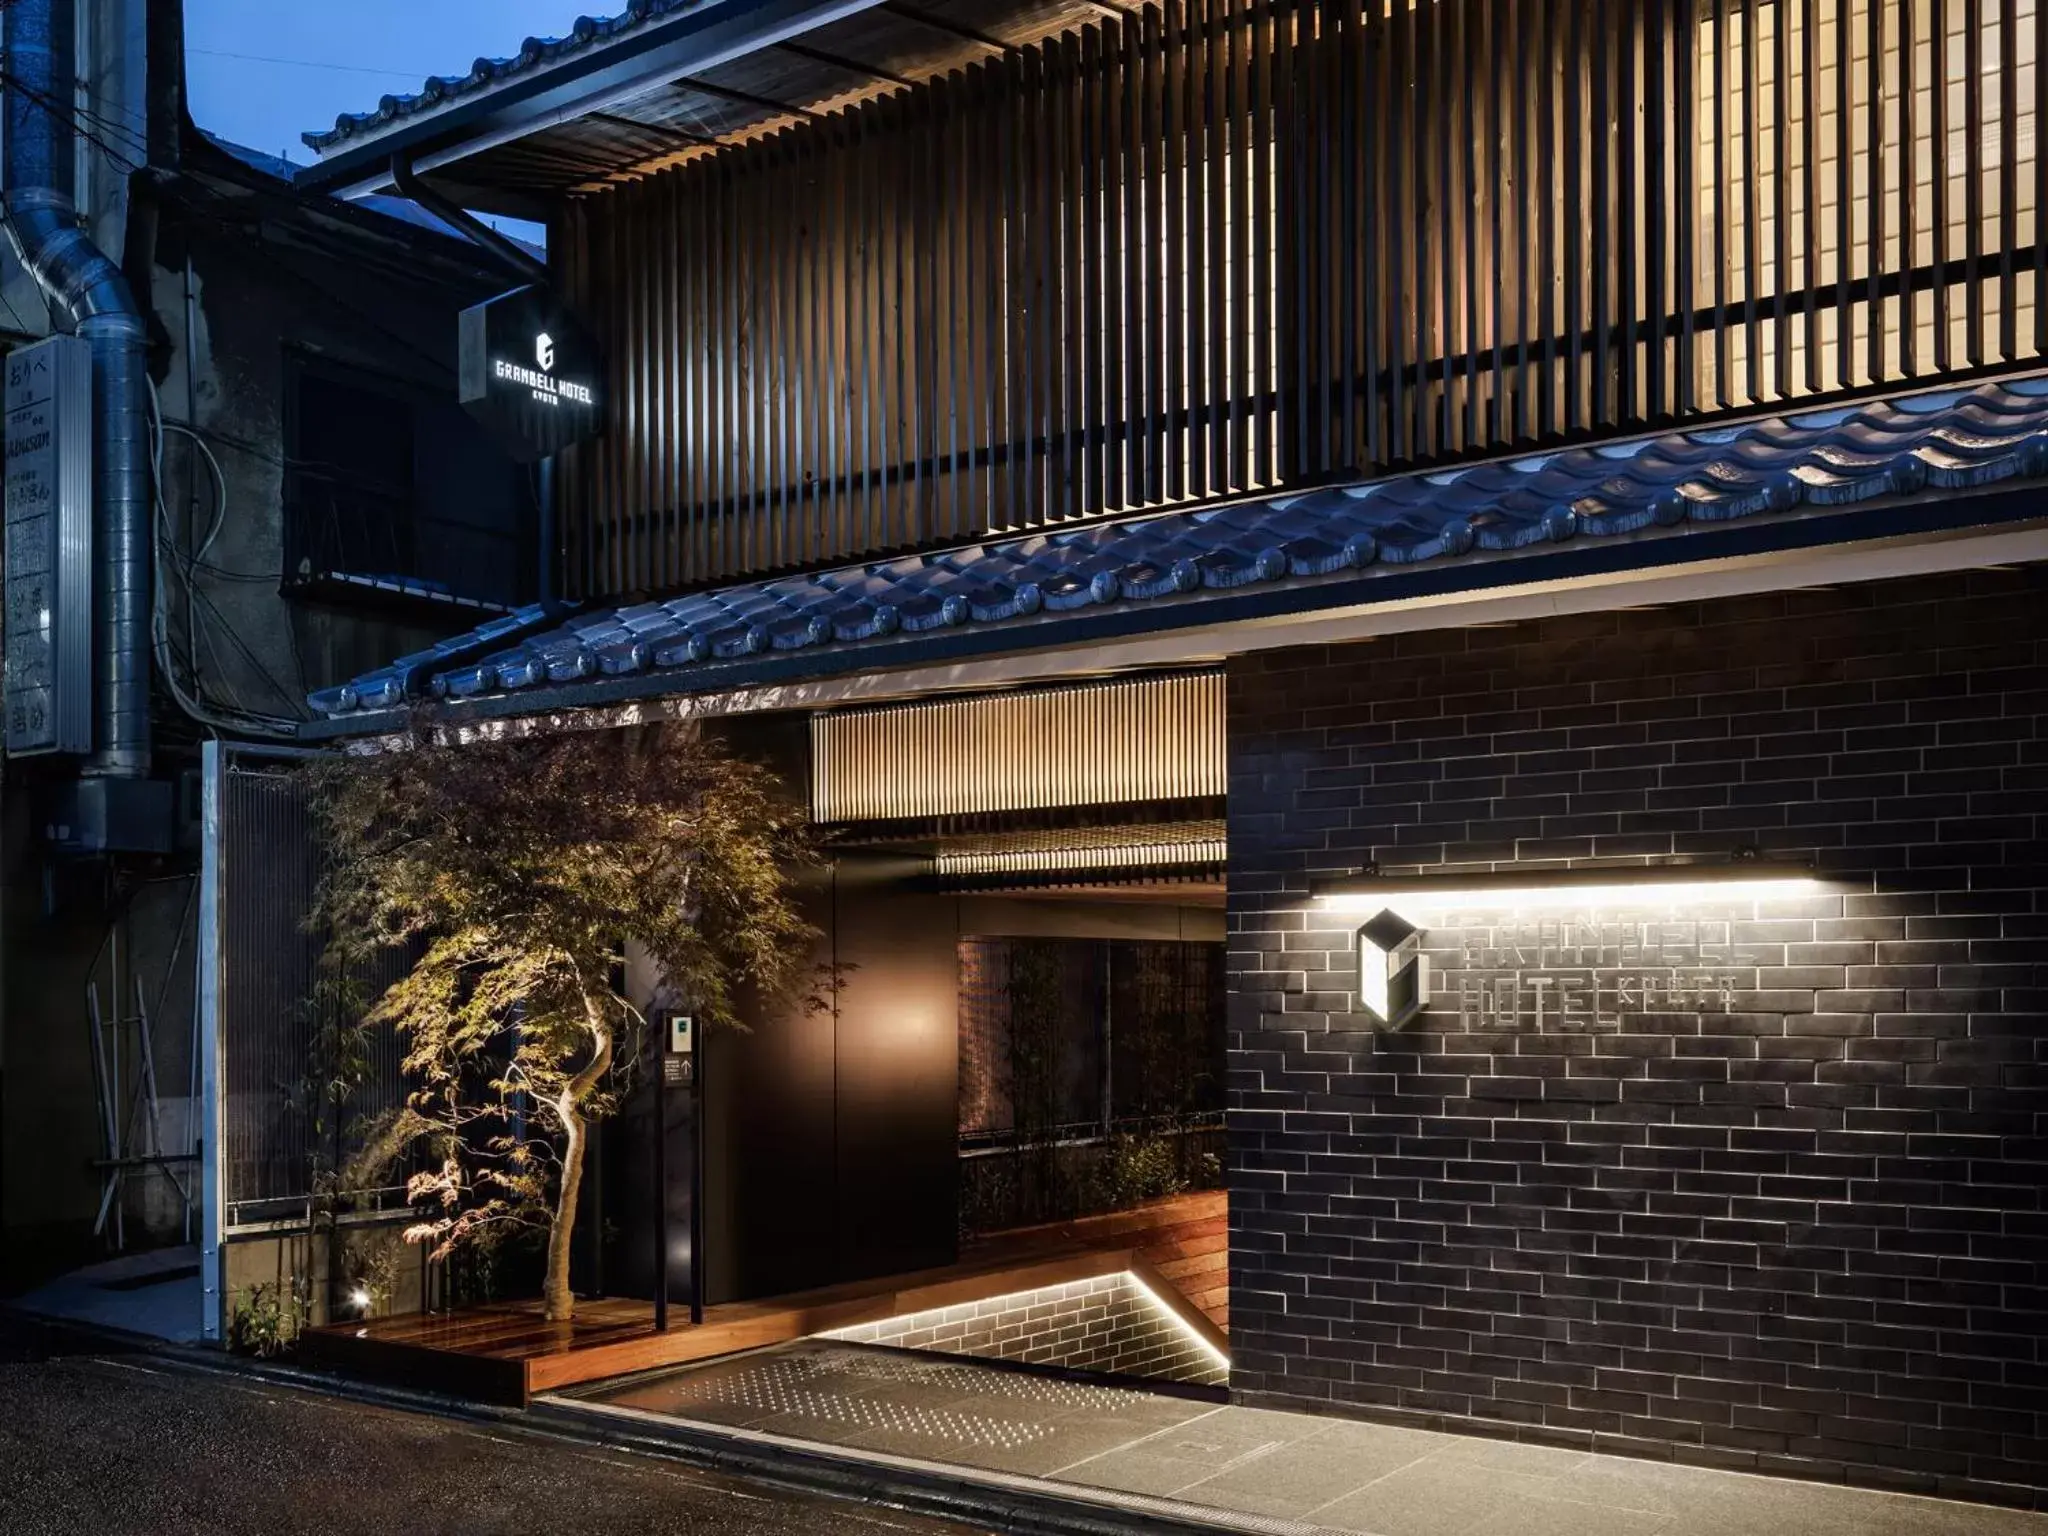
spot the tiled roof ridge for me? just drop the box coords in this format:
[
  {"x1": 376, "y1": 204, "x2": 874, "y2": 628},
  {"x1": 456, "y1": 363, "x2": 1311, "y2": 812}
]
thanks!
[
  {"x1": 309, "y1": 372, "x2": 2048, "y2": 719},
  {"x1": 303, "y1": 2, "x2": 703, "y2": 153}
]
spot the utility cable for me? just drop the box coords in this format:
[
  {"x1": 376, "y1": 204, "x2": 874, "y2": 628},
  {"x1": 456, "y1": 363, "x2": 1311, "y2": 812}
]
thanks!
[{"x1": 145, "y1": 377, "x2": 300, "y2": 737}]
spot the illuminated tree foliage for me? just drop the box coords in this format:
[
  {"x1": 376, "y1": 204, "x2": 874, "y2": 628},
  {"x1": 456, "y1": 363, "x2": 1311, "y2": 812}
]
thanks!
[{"x1": 310, "y1": 724, "x2": 815, "y2": 1321}]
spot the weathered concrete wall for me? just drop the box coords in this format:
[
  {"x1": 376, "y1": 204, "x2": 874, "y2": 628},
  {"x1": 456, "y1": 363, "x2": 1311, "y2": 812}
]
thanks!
[{"x1": 2, "y1": 150, "x2": 518, "y2": 1276}]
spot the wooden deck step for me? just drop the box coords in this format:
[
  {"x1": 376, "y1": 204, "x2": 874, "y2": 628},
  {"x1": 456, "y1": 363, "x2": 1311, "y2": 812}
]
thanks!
[{"x1": 305, "y1": 1189, "x2": 1231, "y2": 1404}]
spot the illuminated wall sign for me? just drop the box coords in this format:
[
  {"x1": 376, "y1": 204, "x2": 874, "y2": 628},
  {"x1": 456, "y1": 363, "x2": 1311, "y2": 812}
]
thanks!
[
  {"x1": 457, "y1": 284, "x2": 604, "y2": 463},
  {"x1": 1445, "y1": 917, "x2": 1746, "y2": 1033},
  {"x1": 1322, "y1": 860, "x2": 1819, "y2": 1031},
  {"x1": 4, "y1": 335, "x2": 92, "y2": 757}
]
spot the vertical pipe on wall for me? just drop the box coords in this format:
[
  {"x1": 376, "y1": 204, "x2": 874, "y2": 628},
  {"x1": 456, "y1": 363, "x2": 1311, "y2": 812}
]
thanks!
[
  {"x1": 2, "y1": 0, "x2": 151, "y2": 778},
  {"x1": 537, "y1": 459, "x2": 559, "y2": 607},
  {"x1": 197, "y1": 742, "x2": 225, "y2": 1341}
]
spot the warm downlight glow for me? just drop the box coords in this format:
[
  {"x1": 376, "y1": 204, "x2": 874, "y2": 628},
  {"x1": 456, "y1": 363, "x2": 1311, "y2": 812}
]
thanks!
[{"x1": 1315, "y1": 863, "x2": 1824, "y2": 914}]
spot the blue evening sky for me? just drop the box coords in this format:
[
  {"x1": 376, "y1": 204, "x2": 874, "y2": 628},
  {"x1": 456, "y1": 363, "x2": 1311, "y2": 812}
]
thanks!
[{"x1": 185, "y1": 1, "x2": 591, "y2": 170}]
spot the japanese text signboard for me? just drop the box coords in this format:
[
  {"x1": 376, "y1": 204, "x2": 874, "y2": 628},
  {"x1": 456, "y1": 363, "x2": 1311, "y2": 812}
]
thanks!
[{"x1": 4, "y1": 336, "x2": 92, "y2": 757}]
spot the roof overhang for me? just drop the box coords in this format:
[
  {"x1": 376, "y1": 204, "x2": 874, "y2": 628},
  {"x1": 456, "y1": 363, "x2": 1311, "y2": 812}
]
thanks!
[
  {"x1": 295, "y1": 0, "x2": 888, "y2": 207},
  {"x1": 297, "y1": 494, "x2": 2048, "y2": 747},
  {"x1": 296, "y1": 0, "x2": 1110, "y2": 219}
]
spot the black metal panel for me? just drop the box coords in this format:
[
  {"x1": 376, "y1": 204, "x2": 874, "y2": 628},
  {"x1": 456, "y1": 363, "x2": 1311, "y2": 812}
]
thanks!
[{"x1": 689, "y1": 853, "x2": 958, "y2": 1303}]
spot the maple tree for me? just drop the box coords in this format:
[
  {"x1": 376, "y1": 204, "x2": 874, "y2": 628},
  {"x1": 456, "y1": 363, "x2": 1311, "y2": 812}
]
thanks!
[{"x1": 311, "y1": 723, "x2": 815, "y2": 1321}]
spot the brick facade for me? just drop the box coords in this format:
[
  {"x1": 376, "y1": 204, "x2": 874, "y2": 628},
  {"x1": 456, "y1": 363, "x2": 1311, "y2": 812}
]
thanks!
[
  {"x1": 1224, "y1": 568, "x2": 2048, "y2": 1506},
  {"x1": 826, "y1": 1272, "x2": 1225, "y2": 1385}
]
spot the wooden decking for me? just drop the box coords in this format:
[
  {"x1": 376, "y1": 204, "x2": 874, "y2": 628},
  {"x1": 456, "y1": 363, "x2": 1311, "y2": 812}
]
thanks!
[{"x1": 301, "y1": 1190, "x2": 1228, "y2": 1405}]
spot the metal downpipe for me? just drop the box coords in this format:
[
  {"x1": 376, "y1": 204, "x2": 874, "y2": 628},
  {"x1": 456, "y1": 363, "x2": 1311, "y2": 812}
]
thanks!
[{"x1": 3, "y1": 0, "x2": 153, "y2": 777}]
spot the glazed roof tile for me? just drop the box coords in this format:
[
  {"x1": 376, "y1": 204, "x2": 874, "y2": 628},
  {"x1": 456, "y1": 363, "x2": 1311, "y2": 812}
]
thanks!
[
  {"x1": 303, "y1": 2, "x2": 704, "y2": 153},
  {"x1": 308, "y1": 375, "x2": 2048, "y2": 720}
]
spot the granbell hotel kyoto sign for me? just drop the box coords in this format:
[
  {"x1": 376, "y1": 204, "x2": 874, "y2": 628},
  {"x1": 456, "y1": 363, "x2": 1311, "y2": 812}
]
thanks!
[
  {"x1": 1358, "y1": 910, "x2": 1752, "y2": 1034},
  {"x1": 458, "y1": 285, "x2": 604, "y2": 462},
  {"x1": 1447, "y1": 918, "x2": 1746, "y2": 1033}
]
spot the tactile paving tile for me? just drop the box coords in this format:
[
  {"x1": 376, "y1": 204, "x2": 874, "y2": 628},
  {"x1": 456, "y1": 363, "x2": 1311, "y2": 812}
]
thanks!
[
  {"x1": 798, "y1": 1346, "x2": 1152, "y2": 1410},
  {"x1": 645, "y1": 1341, "x2": 1154, "y2": 1451}
]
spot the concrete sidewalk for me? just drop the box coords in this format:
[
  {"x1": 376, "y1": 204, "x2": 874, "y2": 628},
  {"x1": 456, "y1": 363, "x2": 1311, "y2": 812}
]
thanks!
[{"x1": 547, "y1": 1340, "x2": 2048, "y2": 1536}]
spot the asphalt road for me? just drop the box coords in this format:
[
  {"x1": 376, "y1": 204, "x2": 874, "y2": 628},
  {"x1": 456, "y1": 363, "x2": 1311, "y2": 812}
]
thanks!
[{"x1": 0, "y1": 1312, "x2": 992, "y2": 1536}]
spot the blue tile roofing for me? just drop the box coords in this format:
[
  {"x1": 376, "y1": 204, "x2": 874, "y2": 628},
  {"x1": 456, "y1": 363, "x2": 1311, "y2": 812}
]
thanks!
[
  {"x1": 308, "y1": 374, "x2": 2048, "y2": 723},
  {"x1": 302, "y1": 2, "x2": 704, "y2": 153}
]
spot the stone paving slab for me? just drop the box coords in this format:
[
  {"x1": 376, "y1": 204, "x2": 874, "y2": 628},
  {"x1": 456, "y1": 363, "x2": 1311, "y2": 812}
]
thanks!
[{"x1": 574, "y1": 1340, "x2": 2048, "y2": 1536}]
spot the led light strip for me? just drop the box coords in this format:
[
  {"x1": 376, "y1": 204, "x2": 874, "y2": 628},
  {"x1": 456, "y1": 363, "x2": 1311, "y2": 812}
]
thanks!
[
  {"x1": 1313, "y1": 860, "x2": 1824, "y2": 912},
  {"x1": 1123, "y1": 1268, "x2": 1232, "y2": 1371},
  {"x1": 821, "y1": 1269, "x2": 1231, "y2": 1374}
]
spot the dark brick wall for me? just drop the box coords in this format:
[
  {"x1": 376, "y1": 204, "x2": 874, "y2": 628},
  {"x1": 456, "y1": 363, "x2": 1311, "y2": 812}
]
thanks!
[
  {"x1": 826, "y1": 1273, "x2": 1226, "y2": 1385},
  {"x1": 1224, "y1": 569, "x2": 2048, "y2": 1507}
]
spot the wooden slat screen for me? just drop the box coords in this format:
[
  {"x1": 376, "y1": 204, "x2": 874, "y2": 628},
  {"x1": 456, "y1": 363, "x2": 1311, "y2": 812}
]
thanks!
[
  {"x1": 561, "y1": 0, "x2": 2043, "y2": 600},
  {"x1": 810, "y1": 671, "x2": 1226, "y2": 822},
  {"x1": 562, "y1": 0, "x2": 1282, "y2": 598},
  {"x1": 1289, "y1": 0, "x2": 2041, "y2": 469}
]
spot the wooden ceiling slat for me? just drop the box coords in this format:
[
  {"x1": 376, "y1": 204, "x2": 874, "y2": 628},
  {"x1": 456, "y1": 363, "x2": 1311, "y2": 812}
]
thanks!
[{"x1": 430, "y1": 0, "x2": 1125, "y2": 198}]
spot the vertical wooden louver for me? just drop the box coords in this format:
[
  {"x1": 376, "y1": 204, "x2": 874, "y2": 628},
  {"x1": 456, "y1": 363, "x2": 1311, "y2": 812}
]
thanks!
[
  {"x1": 562, "y1": 0, "x2": 2043, "y2": 601},
  {"x1": 810, "y1": 672, "x2": 1226, "y2": 822}
]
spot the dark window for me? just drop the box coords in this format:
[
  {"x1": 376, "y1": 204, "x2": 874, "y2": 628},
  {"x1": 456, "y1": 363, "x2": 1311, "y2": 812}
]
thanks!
[
  {"x1": 283, "y1": 357, "x2": 535, "y2": 611},
  {"x1": 957, "y1": 937, "x2": 1224, "y2": 1146}
]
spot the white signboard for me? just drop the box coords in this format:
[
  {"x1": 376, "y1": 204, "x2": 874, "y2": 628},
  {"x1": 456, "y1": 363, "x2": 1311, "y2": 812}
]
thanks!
[{"x1": 4, "y1": 335, "x2": 92, "y2": 757}]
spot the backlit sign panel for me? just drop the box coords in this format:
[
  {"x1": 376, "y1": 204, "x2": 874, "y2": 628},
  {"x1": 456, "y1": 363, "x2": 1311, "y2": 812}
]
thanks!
[{"x1": 458, "y1": 285, "x2": 604, "y2": 463}]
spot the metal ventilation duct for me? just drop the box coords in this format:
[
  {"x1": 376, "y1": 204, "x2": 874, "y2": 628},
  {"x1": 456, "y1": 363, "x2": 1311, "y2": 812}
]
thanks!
[
  {"x1": 2, "y1": 0, "x2": 152, "y2": 778},
  {"x1": 810, "y1": 672, "x2": 1225, "y2": 824}
]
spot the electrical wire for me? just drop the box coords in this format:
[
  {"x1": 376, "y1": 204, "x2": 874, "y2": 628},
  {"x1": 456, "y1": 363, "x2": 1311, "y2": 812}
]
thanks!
[
  {"x1": 8, "y1": 66, "x2": 493, "y2": 383},
  {"x1": 0, "y1": 67, "x2": 297, "y2": 735},
  {"x1": 7, "y1": 73, "x2": 519, "y2": 735},
  {"x1": 144, "y1": 377, "x2": 301, "y2": 738}
]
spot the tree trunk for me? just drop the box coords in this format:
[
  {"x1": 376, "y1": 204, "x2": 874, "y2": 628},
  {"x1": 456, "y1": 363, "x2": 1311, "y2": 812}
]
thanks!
[{"x1": 543, "y1": 989, "x2": 616, "y2": 1323}]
